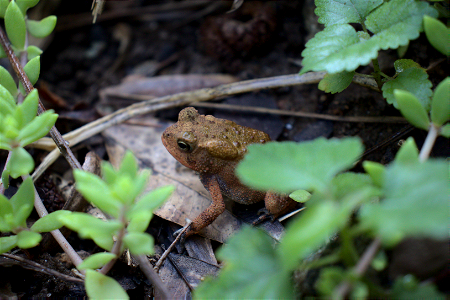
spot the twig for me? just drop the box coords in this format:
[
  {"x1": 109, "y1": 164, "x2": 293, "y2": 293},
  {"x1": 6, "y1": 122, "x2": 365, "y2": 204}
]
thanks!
[
  {"x1": 134, "y1": 254, "x2": 171, "y2": 299},
  {"x1": 193, "y1": 102, "x2": 406, "y2": 123},
  {"x1": 0, "y1": 27, "x2": 82, "y2": 171},
  {"x1": 154, "y1": 222, "x2": 192, "y2": 272},
  {"x1": 333, "y1": 237, "x2": 381, "y2": 300},
  {"x1": 0, "y1": 253, "x2": 84, "y2": 283}
]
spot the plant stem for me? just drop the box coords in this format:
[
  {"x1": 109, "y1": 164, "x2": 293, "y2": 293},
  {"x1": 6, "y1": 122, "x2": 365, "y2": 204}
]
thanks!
[
  {"x1": 134, "y1": 254, "x2": 171, "y2": 299},
  {"x1": 0, "y1": 27, "x2": 82, "y2": 171},
  {"x1": 371, "y1": 58, "x2": 383, "y2": 92},
  {"x1": 333, "y1": 237, "x2": 381, "y2": 300},
  {"x1": 419, "y1": 124, "x2": 439, "y2": 162}
]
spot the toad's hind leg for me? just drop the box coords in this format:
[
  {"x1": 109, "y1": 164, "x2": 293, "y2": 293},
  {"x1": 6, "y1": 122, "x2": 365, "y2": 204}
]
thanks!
[{"x1": 253, "y1": 191, "x2": 296, "y2": 224}]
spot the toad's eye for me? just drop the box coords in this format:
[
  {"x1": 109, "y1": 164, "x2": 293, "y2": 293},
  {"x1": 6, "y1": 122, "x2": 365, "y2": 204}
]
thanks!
[{"x1": 177, "y1": 140, "x2": 192, "y2": 152}]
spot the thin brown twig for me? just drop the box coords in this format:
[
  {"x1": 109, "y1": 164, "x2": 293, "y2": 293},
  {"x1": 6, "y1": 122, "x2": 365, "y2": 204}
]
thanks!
[
  {"x1": 134, "y1": 254, "x2": 172, "y2": 299},
  {"x1": 193, "y1": 102, "x2": 406, "y2": 123},
  {"x1": 0, "y1": 27, "x2": 82, "y2": 171},
  {"x1": 0, "y1": 253, "x2": 84, "y2": 283},
  {"x1": 334, "y1": 237, "x2": 382, "y2": 300}
]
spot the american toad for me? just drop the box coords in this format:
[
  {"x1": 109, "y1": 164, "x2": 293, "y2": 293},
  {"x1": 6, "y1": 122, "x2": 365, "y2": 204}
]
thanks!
[{"x1": 161, "y1": 107, "x2": 295, "y2": 238}]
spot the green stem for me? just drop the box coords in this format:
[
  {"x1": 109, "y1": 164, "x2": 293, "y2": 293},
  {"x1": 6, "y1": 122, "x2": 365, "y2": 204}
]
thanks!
[
  {"x1": 371, "y1": 58, "x2": 383, "y2": 92},
  {"x1": 419, "y1": 124, "x2": 439, "y2": 162},
  {"x1": 340, "y1": 226, "x2": 359, "y2": 267}
]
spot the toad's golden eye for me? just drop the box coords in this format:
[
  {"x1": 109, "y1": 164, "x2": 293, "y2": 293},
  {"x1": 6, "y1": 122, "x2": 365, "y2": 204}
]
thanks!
[{"x1": 177, "y1": 140, "x2": 192, "y2": 152}]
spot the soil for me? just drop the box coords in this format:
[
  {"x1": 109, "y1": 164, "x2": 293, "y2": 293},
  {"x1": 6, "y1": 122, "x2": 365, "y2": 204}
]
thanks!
[{"x1": 0, "y1": 0, "x2": 448, "y2": 298}]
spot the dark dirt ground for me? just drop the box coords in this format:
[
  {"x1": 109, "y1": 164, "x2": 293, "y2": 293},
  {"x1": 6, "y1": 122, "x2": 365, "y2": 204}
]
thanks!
[{"x1": 0, "y1": 0, "x2": 448, "y2": 298}]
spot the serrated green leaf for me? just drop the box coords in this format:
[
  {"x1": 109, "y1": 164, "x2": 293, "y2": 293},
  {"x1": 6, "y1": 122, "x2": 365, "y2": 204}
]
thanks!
[
  {"x1": 8, "y1": 147, "x2": 34, "y2": 178},
  {"x1": 127, "y1": 210, "x2": 152, "y2": 233},
  {"x1": 27, "y1": 16, "x2": 57, "y2": 38},
  {"x1": 4, "y1": 0, "x2": 26, "y2": 50},
  {"x1": 0, "y1": 235, "x2": 18, "y2": 253},
  {"x1": 315, "y1": 0, "x2": 383, "y2": 26},
  {"x1": 30, "y1": 210, "x2": 71, "y2": 232},
  {"x1": 394, "y1": 137, "x2": 419, "y2": 165},
  {"x1": 382, "y1": 59, "x2": 433, "y2": 110},
  {"x1": 423, "y1": 15, "x2": 450, "y2": 56},
  {"x1": 359, "y1": 160, "x2": 448, "y2": 246},
  {"x1": 318, "y1": 71, "x2": 355, "y2": 93},
  {"x1": 0, "y1": 66, "x2": 17, "y2": 97},
  {"x1": 127, "y1": 185, "x2": 174, "y2": 219},
  {"x1": 73, "y1": 170, "x2": 121, "y2": 218},
  {"x1": 237, "y1": 138, "x2": 363, "y2": 193},
  {"x1": 289, "y1": 189, "x2": 311, "y2": 203},
  {"x1": 362, "y1": 161, "x2": 385, "y2": 188},
  {"x1": 23, "y1": 56, "x2": 40, "y2": 86},
  {"x1": 17, "y1": 230, "x2": 41, "y2": 249},
  {"x1": 440, "y1": 124, "x2": 450, "y2": 138},
  {"x1": 15, "y1": 0, "x2": 39, "y2": 15},
  {"x1": 394, "y1": 90, "x2": 430, "y2": 130},
  {"x1": 195, "y1": 226, "x2": 294, "y2": 299},
  {"x1": 85, "y1": 270, "x2": 129, "y2": 300},
  {"x1": 391, "y1": 275, "x2": 445, "y2": 299},
  {"x1": 26, "y1": 45, "x2": 43, "y2": 60},
  {"x1": 18, "y1": 110, "x2": 58, "y2": 147},
  {"x1": 123, "y1": 232, "x2": 154, "y2": 255},
  {"x1": 430, "y1": 78, "x2": 450, "y2": 126},
  {"x1": 300, "y1": 24, "x2": 378, "y2": 74},
  {"x1": 77, "y1": 252, "x2": 116, "y2": 271}
]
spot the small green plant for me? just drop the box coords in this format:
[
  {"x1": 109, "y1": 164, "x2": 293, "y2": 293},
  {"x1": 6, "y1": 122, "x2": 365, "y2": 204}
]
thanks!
[
  {"x1": 195, "y1": 0, "x2": 448, "y2": 298},
  {"x1": 62, "y1": 151, "x2": 174, "y2": 299}
]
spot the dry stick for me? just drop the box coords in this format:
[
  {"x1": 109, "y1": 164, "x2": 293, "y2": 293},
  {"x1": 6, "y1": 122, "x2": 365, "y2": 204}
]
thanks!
[
  {"x1": 193, "y1": 102, "x2": 406, "y2": 123},
  {"x1": 1, "y1": 253, "x2": 84, "y2": 283},
  {"x1": 334, "y1": 237, "x2": 382, "y2": 299},
  {"x1": 0, "y1": 27, "x2": 82, "y2": 171},
  {"x1": 134, "y1": 254, "x2": 171, "y2": 299}
]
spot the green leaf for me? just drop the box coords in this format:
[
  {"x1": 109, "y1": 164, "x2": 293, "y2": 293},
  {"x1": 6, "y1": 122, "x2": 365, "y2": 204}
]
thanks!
[
  {"x1": 394, "y1": 89, "x2": 430, "y2": 130},
  {"x1": 362, "y1": 161, "x2": 385, "y2": 188},
  {"x1": 440, "y1": 124, "x2": 450, "y2": 138},
  {"x1": 85, "y1": 270, "x2": 129, "y2": 300},
  {"x1": 127, "y1": 185, "x2": 174, "y2": 219},
  {"x1": 316, "y1": 267, "x2": 345, "y2": 296},
  {"x1": 391, "y1": 275, "x2": 445, "y2": 299},
  {"x1": 30, "y1": 210, "x2": 72, "y2": 232},
  {"x1": 8, "y1": 147, "x2": 34, "y2": 178},
  {"x1": 330, "y1": 172, "x2": 374, "y2": 200},
  {"x1": 23, "y1": 56, "x2": 40, "y2": 86},
  {"x1": 0, "y1": 47, "x2": 5, "y2": 58},
  {"x1": 0, "y1": 66, "x2": 18, "y2": 97},
  {"x1": 430, "y1": 78, "x2": 450, "y2": 126},
  {"x1": 18, "y1": 89, "x2": 39, "y2": 129},
  {"x1": 371, "y1": 250, "x2": 387, "y2": 271},
  {"x1": 0, "y1": 84, "x2": 17, "y2": 113},
  {"x1": 26, "y1": 45, "x2": 43, "y2": 60},
  {"x1": 0, "y1": 235, "x2": 18, "y2": 253},
  {"x1": 127, "y1": 210, "x2": 152, "y2": 233},
  {"x1": 394, "y1": 137, "x2": 419, "y2": 165},
  {"x1": 118, "y1": 151, "x2": 138, "y2": 179},
  {"x1": 318, "y1": 71, "x2": 355, "y2": 94},
  {"x1": 17, "y1": 230, "x2": 41, "y2": 249},
  {"x1": 0, "y1": 169, "x2": 11, "y2": 190},
  {"x1": 315, "y1": 0, "x2": 383, "y2": 26},
  {"x1": 365, "y1": 0, "x2": 437, "y2": 42},
  {"x1": 4, "y1": 0, "x2": 26, "y2": 50},
  {"x1": 195, "y1": 226, "x2": 294, "y2": 299},
  {"x1": 359, "y1": 159, "x2": 448, "y2": 246},
  {"x1": 15, "y1": 0, "x2": 39, "y2": 15},
  {"x1": 289, "y1": 189, "x2": 311, "y2": 203},
  {"x1": 279, "y1": 200, "x2": 341, "y2": 269},
  {"x1": 101, "y1": 163, "x2": 118, "y2": 186},
  {"x1": 423, "y1": 16, "x2": 450, "y2": 56},
  {"x1": 9, "y1": 177, "x2": 34, "y2": 227},
  {"x1": 236, "y1": 138, "x2": 363, "y2": 193},
  {"x1": 0, "y1": 195, "x2": 13, "y2": 232},
  {"x1": 123, "y1": 232, "x2": 154, "y2": 255},
  {"x1": 0, "y1": 0, "x2": 9, "y2": 17},
  {"x1": 18, "y1": 110, "x2": 58, "y2": 147},
  {"x1": 26, "y1": 16, "x2": 57, "y2": 38},
  {"x1": 77, "y1": 252, "x2": 116, "y2": 271},
  {"x1": 382, "y1": 59, "x2": 433, "y2": 110},
  {"x1": 73, "y1": 170, "x2": 121, "y2": 218}
]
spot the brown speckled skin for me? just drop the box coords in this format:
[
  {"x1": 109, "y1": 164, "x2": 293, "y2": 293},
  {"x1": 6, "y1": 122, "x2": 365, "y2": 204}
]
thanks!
[{"x1": 162, "y1": 107, "x2": 295, "y2": 237}]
